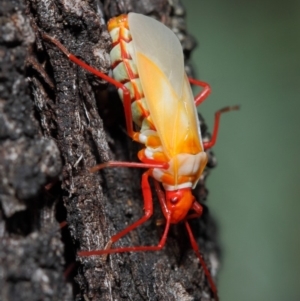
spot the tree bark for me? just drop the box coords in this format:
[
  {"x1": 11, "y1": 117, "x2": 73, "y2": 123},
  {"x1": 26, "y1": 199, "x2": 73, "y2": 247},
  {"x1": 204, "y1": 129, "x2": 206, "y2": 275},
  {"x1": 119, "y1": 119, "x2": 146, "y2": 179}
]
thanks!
[{"x1": 0, "y1": 0, "x2": 220, "y2": 300}]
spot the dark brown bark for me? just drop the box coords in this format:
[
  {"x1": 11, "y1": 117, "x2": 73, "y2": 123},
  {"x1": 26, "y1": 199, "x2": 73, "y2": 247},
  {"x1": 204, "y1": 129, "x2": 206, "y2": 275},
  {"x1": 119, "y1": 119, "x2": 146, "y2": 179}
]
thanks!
[{"x1": 0, "y1": 0, "x2": 220, "y2": 300}]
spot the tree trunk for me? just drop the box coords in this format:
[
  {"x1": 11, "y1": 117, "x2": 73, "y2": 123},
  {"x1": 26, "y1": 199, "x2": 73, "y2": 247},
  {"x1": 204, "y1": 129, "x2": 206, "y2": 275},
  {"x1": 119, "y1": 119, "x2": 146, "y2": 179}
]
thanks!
[{"x1": 0, "y1": 0, "x2": 220, "y2": 300}]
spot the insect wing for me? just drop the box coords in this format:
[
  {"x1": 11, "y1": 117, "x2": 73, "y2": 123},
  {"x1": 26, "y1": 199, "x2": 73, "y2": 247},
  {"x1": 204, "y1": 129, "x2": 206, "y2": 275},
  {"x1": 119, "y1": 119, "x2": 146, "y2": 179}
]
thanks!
[
  {"x1": 128, "y1": 13, "x2": 203, "y2": 158},
  {"x1": 128, "y1": 13, "x2": 184, "y2": 97}
]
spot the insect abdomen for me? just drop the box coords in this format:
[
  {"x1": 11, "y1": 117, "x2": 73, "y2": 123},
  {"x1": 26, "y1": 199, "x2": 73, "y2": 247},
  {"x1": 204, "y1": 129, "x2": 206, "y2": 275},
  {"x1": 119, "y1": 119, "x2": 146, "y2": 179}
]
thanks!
[{"x1": 108, "y1": 15, "x2": 151, "y2": 129}]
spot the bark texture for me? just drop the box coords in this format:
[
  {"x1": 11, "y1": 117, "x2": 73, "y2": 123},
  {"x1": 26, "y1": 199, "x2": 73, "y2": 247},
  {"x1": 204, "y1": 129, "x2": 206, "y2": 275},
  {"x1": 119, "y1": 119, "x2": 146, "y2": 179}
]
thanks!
[{"x1": 0, "y1": 0, "x2": 220, "y2": 300}]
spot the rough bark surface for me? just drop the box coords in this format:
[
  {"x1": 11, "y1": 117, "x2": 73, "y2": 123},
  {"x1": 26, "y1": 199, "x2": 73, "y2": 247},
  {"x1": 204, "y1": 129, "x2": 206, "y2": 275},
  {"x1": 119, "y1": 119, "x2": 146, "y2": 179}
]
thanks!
[{"x1": 0, "y1": 0, "x2": 220, "y2": 300}]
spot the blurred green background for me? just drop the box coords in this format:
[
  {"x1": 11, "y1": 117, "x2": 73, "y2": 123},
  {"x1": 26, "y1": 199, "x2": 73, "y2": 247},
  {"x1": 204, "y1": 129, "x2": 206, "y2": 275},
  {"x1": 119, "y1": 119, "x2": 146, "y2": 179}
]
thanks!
[{"x1": 184, "y1": 1, "x2": 300, "y2": 300}]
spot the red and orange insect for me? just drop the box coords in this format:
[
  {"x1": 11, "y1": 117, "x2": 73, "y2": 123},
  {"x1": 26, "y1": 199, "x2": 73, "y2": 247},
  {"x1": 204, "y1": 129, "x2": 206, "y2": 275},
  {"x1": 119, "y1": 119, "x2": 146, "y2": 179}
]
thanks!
[{"x1": 43, "y1": 12, "x2": 238, "y2": 301}]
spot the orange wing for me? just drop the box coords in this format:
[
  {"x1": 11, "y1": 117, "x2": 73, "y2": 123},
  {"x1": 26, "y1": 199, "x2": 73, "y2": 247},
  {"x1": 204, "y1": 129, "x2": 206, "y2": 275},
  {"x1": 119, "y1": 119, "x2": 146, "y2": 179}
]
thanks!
[
  {"x1": 128, "y1": 13, "x2": 203, "y2": 159},
  {"x1": 136, "y1": 52, "x2": 203, "y2": 159}
]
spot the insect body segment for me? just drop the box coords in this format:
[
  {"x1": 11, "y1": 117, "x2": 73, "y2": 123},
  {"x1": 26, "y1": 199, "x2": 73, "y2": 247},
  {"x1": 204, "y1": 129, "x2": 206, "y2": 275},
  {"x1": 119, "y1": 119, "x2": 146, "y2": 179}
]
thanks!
[{"x1": 108, "y1": 16, "x2": 154, "y2": 138}]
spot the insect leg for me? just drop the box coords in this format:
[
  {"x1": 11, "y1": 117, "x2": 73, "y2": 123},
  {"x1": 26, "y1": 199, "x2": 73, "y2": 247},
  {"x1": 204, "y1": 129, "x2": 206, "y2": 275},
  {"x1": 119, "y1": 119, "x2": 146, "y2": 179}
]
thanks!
[
  {"x1": 78, "y1": 171, "x2": 170, "y2": 256},
  {"x1": 42, "y1": 33, "x2": 139, "y2": 141},
  {"x1": 188, "y1": 77, "x2": 211, "y2": 106},
  {"x1": 185, "y1": 221, "x2": 219, "y2": 301},
  {"x1": 89, "y1": 161, "x2": 168, "y2": 173},
  {"x1": 186, "y1": 201, "x2": 203, "y2": 220},
  {"x1": 203, "y1": 105, "x2": 240, "y2": 150},
  {"x1": 153, "y1": 180, "x2": 168, "y2": 218},
  {"x1": 79, "y1": 218, "x2": 171, "y2": 256}
]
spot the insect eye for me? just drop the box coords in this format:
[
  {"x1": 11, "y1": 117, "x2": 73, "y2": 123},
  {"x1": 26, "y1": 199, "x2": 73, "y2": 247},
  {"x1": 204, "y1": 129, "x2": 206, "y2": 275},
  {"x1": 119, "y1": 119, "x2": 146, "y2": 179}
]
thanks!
[{"x1": 170, "y1": 197, "x2": 178, "y2": 204}]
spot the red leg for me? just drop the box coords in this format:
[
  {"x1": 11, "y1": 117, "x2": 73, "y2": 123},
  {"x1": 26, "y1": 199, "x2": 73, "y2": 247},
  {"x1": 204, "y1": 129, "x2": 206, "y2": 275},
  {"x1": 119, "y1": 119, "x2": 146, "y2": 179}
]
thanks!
[
  {"x1": 186, "y1": 201, "x2": 203, "y2": 220},
  {"x1": 188, "y1": 77, "x2": 211, "y2": 107},
  {"x1": 153, "y1": 180, "x2": 168, "y2": 218},
  {"x1": 79, "y1": 216, "x2": 171, "y2": 256},
  {"x1": 59, "y1": 221, "x2": 68, "y2": 229},
  {"x1": 89, "y1": 160, "x2": 168, "y2": 173},
  {"x1": 78, "y1": 171, "x2": 170, "y2": 256},
  {"x1": 203, "y1": 105, "x2": 240, "y2": 150},
  {"x1": 42, "y1": 34, "x2": 139, "y2": 141},
  {"x1": 185, "y1": 221, "x2": 219, "y2": 301},
  {"x1": 63, "y1": 262, "x2": 78, "y2": 280}
]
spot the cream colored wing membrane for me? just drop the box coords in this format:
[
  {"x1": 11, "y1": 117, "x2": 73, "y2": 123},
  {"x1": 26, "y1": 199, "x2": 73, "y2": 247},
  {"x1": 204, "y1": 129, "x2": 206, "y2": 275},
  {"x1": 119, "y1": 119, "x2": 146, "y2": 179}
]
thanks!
[
  {"x1": 136, "y1": 53, "x2": 202, "y2": 158},
  {"x1": 182, "y1": 74, "x2": 204, "y2": 150},
  {"x1": 128, "y1": 12, "x2": 184, "y2": 98}
]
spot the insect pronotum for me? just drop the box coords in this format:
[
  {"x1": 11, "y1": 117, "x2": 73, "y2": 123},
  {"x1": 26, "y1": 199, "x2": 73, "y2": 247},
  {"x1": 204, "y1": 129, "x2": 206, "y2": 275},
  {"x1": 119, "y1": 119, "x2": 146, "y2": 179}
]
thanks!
[{"x1": 43, "y1": 13, "x2": 239, "y2": 301}]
